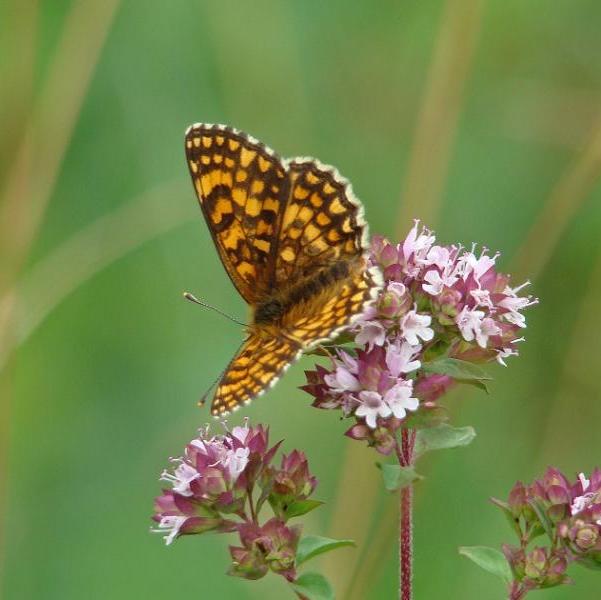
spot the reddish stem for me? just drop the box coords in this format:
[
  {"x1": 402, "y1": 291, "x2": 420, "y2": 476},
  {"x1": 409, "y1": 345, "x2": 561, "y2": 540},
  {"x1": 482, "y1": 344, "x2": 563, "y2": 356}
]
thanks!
[
  {"x1": 400, "y1": 482, "x2": 413, "y2": 600},
  {"x1": 398, "y1": 429, "x2": 415, "y2": 600}
]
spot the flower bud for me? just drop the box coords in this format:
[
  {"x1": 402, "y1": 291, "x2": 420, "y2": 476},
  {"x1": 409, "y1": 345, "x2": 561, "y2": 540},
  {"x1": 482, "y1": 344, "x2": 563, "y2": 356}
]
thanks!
[
  {"x1": 524, "y1": 547, "x2": 548, "y2": 580},
  {"x1": 272, "y1": 450, "x2": 317, "y2": 500}
]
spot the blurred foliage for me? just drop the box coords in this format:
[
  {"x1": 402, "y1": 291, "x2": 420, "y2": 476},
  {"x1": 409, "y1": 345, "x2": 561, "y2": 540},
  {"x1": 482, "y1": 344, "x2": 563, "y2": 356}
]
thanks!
[{"x1": 1, "y1": 1, "x2": 600, "y2": 599}]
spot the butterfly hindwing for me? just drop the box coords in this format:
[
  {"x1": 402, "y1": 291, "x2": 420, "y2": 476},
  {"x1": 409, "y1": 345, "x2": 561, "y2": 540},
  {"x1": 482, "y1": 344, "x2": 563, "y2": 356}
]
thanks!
[
  {"x1": 212, "y1": 334, "x2": 301, "y2": 415},
  {"x1": 185, "y1": 124, "x2": 289, "y2": 304},
  {"x1": 282, "y1": 260, "x2": 381, "y2": 347}
]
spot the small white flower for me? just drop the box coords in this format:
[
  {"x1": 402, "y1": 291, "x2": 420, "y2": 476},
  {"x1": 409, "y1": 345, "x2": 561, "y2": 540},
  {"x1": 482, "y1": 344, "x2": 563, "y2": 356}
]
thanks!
[
  {"x1": 160, "y1": 462, "x2": 200, "y2": 497},
  {"x1": 388, "y1": 281, "x2": 407, "y2": 297},
  {"x1": 231, "y1": 424, "x2": 250, "y2": 443},
  {"x1": 383, "y1": 382, "x2": 419, "y2": 420},
  {"x1": 568, "y1": 474, "x2": 601, "y2": 515},
  {"x1": 402, "y1": 220, "x2": 436, "y2": 263},
  {"x1": 423, "y1": 245, "x2": 451, "y2": 269},
  {"x1": 470, "y1": 288, "x2": 493, "y2": 309},
  {"x1": 222, "y1": 447, "x2": 250, "y2": 481},
  {"x1": 458, "y1": 249, "x2": 497, "y2": 282},
  {"x1": 154, "y1": 515, "x2": 187, "y2": 546},
  {"x1": 456, "y1": 306, "x2": 485, "y2": 343},
  {"x1": 386, "y1": 341, "x2": 421, "y2": 375},
  {"x1": 339, "y1": 351, "x2": 359, "y2": 373},
  {"x1": 355, "y1": 390, "x2": 391, "y2": 428},
  {"x1": 496, "y1": 346, "x2": 518, "y2": 366},
  {"x1": 401, "y1": 309, "x2": 434, "y2": 346},
  {"x1": 422, "y1": 269, "x2": 445, "y2": 295},
  {"x1": 355, "y1": 320, "x2": 387, "y2": 347},
  {"x1": 498, "y1": 283, "x2": 538, "y2": 328},
  {"x1": 476, "y1": 317, "x2": 502, "y2": 349},
  {"x1": 325, "y1": 366, "x2": 361, "y2": 393}
]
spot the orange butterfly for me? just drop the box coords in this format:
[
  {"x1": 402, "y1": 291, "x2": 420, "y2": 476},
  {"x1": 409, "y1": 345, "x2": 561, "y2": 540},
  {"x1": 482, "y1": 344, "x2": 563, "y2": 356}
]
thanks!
[{"x1": 185, "y1": 124, "x2": 382, "y2": 416}]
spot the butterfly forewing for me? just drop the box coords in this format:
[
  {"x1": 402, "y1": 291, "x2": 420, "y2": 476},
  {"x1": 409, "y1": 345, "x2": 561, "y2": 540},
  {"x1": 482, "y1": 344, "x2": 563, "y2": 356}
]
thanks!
[
  {"x1": 274, "y1": 160, "x2": 366, "y2": 285},
  {"x1": 185, "y1": 124, "x2": 288, "y2": 304}
]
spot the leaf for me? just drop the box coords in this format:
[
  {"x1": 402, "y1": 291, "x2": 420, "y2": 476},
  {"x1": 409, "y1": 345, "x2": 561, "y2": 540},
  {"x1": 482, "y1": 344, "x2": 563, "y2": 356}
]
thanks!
[
  {"x1": 402, "y1": 406, "x2": 449, "y2": 429},
  {"x1": 296, "y1": 536, "x2": 355, "y2": 566},
  {"x1": 376, "y1": 463, "x2": 421, "y2": 491},
  {"x1": 290, "y1": 572, "x2": 334, "y2": 600},
  {"x1": 284, "y1": 499, "x2": 324, "y2": 519},
  {"x1": 527, "y1": 498, "x2": 554, "y2": 543},
  {"x1": 414, "y1": 424, "x2": 476, "y2": 456},
  {"x1": 423, "y1": 358, "x2": 492, "y2": 393},
  {"x1": 490, "y1": 497, "x2": 523, "y2": 539},
  {"x1": 459, "y1": 546, "x2": 512, "y2": 583}
]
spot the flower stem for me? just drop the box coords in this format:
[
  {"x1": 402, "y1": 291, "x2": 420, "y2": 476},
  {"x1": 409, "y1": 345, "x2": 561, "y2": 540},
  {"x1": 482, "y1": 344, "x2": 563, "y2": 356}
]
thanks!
[
  {"x1": 398, "y1": 428, "x2": 415, "y2": 600},
  {"x1": 508, "y1": 583, "x2": 527, "y2": 600},
  {"x1": 247, "y1": 485, "x2": 258, "y2": 524},
  {"x1": 400, "y1": 482, "x2": 413, "y2": 600}
]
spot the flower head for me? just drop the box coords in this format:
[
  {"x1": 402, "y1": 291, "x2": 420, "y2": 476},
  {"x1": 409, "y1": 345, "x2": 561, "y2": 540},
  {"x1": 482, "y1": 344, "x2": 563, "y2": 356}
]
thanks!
[
  {"x1": 229, "y1": 519, "x2": 301, "y2": 581},
  {"x1": 493, "y1": 466, "x2": 601, "y2": 588},
  {"x1": 303, "y1": 221, "x2": 536, "y2": 453},
  {"x1": 152, "y1": 420, "x2": 325, "y2": 585},
  {"x1": 152, "y1": 420, "x2": 279, "y2": 545}
]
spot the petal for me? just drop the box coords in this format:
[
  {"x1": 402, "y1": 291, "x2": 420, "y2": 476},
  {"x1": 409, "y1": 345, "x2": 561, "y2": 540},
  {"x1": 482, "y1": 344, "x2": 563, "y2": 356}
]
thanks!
[{"x1": 336, "y1": 367, "x2": 361, "y2": 391}]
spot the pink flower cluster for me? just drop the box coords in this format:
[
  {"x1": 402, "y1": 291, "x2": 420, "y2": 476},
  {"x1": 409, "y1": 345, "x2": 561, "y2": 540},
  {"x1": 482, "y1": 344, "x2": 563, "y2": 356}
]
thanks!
[
  {"x1": 495, "y1": 467, "x2": 601, "y2": 596},
  {"x1": 303, "y1": 222, "x2": 537, "y2": 453},
  {"x1": 152, "y1": 420, "x2": 317, "y2": 582}
]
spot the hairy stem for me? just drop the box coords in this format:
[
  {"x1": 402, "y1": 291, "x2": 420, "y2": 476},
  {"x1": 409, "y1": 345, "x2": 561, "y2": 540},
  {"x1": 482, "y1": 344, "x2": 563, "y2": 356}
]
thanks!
[
  {"x1": 398, "y1": 429, "x2": 415, "y2": 600},
  {"x1": 400, "y1": 483, "x2": 413, "y2": 600}
]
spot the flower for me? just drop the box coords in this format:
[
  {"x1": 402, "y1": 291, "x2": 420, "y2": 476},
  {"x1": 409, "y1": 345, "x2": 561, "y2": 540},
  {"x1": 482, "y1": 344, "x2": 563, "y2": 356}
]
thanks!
[
  {"x1": 152, "y1": 421, "x2": 280, "y2": 545},
  {"x1": 305, "y1": 344, "x2": 418, "y2": 433},
  {"x1": 270, "y1": 450, "x2": 317, "y2": 502},
  {"x1": 401, "y1": 309, "x2": 434, "y2": 346},
  {"x1": 303, "y1": 221, "x2": 536, "y2": 454},
  {"x1": 229, "y1": 519, "x2": 301, "y2": 581},
  {"x1": 492, "y1": 466, "x2": 601, "y2": 593},
  {"x1": 356, "y1": 390, "x2": 392, "y2": 428},
  {"x1": 152, "y1": 420, "x2": 325, "y2": 585}
]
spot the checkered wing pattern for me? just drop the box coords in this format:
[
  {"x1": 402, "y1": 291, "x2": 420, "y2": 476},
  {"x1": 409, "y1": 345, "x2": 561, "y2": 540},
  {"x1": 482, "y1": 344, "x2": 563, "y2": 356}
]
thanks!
[
  {"x1": 211, "y1": 335, "x2": 301, "y2": 415},
  {"x1": 273, "y1": 158, "x2": 378, "y2": 346},
  {"x1": 185, "y1": 124, "x2": 288, "y2": 304},
  {"x1": 275, "y1": 159, "x2": 366, "y2": 284},
  {"x1": 185, "y1": 124, "x2": 382, "y2": 416},
  {"x1": 283, "y1": 260, "x2": 380, "y2": 347}
]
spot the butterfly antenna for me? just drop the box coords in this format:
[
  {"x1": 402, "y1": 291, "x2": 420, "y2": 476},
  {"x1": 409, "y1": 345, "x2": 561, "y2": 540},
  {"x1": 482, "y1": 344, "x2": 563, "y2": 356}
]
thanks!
[
  {"x1": 198, "y1": 368, "x2": 226, "y2": 407},
  {"x1": 197, "y1": 337, "x2": 248, "y2": 408},
  {"x1": 183, "y1": 292, "x2": 247, "y2": 327}
]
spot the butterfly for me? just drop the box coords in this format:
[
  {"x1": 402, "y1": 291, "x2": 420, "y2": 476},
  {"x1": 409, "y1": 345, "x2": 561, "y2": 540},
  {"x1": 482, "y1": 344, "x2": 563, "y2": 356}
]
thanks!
[{"x1": 185, "y1": 123, "x2": 383, "y2": 416}]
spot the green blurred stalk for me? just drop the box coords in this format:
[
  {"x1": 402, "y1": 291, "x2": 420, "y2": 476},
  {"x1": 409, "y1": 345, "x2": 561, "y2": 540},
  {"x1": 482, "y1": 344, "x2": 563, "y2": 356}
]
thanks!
[
  {"x1": 397, "y1": 0, "x2": 484, "y2": 234},
  {"x1": 513, "y1": 111, "x2": 601, "y2": 282},
  {"x1": 0, "y1": 0, "x2": 121, "y2": 587}
]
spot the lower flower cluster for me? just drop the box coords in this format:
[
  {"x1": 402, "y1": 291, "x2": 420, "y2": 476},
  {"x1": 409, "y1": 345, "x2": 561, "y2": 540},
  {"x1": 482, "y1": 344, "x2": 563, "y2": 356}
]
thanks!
[
  {"x1": 494, "y1": 467, "x2": 601, "y2": 597},
  {"x1": 152, "y1": 420, "x2": 317, "y2": 582}
]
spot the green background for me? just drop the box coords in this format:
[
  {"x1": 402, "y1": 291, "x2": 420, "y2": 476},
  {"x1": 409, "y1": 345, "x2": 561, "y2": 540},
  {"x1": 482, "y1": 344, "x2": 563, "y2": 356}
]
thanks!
[{"x1": 1, "y1": 1, "x2": 600, "y2": 599}]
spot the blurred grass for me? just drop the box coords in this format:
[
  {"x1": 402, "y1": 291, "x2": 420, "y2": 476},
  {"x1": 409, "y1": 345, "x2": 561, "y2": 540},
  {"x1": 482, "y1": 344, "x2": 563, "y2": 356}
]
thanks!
[{"x1": 1, "y1": 1, "x2": 601, "y2": 599}]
